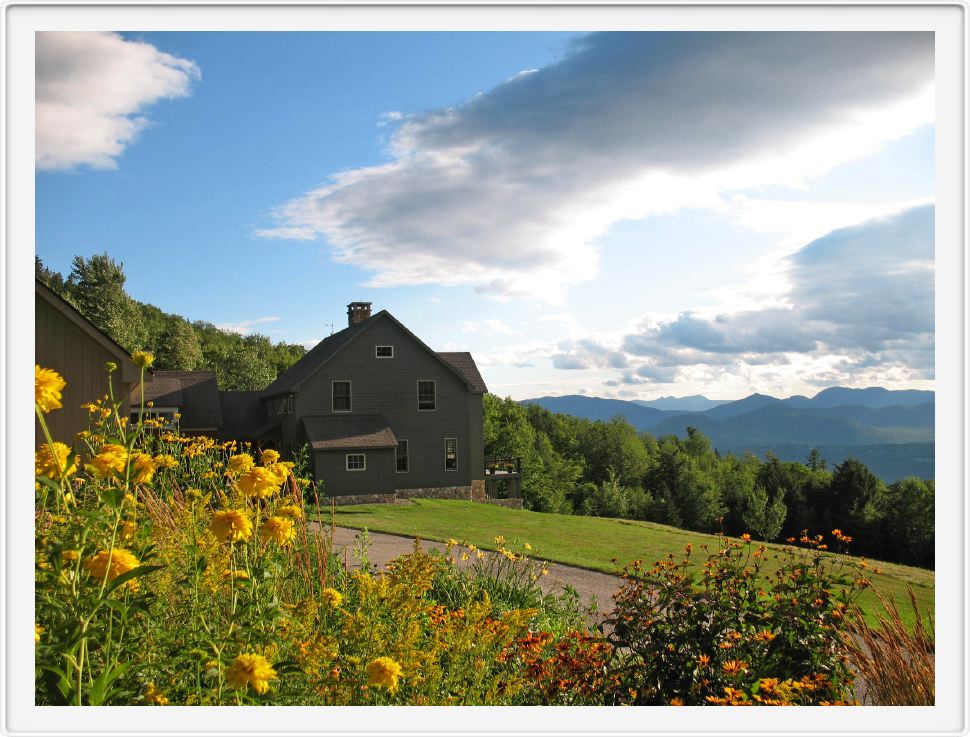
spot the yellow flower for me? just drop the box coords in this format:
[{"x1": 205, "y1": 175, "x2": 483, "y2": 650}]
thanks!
[
  {"x1": 211, "y1": 510, "x2": 253, "y2": 544},
  {"x1": 85, "y1": 444, "x2": 128, "y2": 478},
  {"x1": 446, "y1": 538, "x2": 459, "y2": 547},
  {"x1": 523, "y1": 542, "x2": 532, "y2": 551},
  {"x1": 260, "y1": 449, "x2": 280, "y2": 466},
  {"x1": 120, "y1": 520, "x2": 138, "y2": 542},
  {"x1": 670, "y1": 697, "x2": 685, "y2": 706},
  {"x1": 237, "y1": 466, "x2": 280, "y2": 499},
  {"x1": 130, "y1": 452, "x2": 157, "y2": 484},
  {"x1": 722, "y1": 660, "x2": 748, "y2": 676},
  {"x1": 82, "y1": 548, "x2": 141, "y2": 582},
  {"x1": 153, "y1": 454, "x2": 178, "y2": 469},
  {"x1": 260, "y1": 516, "x2": 296, "y2": 546},
  {"x1": 36, "y1": 365, "x2": 67, "y2": 413},
  {"x1": 226, "y1": 453, "x2": 255, "y2": 476},
  {"x1": 494, "y1": 535, "x2": 505, "y2": 545},
  {"x1": 35, "y1": 442, "x2": 77, "y2": 480},
  {"x1": 277, "y1": 502, "x2": 303, "y2": 519},
  {"x1": 143, "y1": 682, "x2": 169, "y2": 705},
  {"x1": 741, "y1": 533, "x2": 752, "y2": 542},
  {"x1": 225, "y1": 653, "x2": 277, "y2": 695},
  {"x1": 35, "y1": 623, "x2": 44, "y2": 643},
  {"x1": 131, "y1": 351, "x2": 154, "y2": 369},
  {"x1": 366, "y1": 656, "x2": 403, "y2": 692},
  {"x1": 61, "y1": 549, "x2": 81, "y2": 564},
  {"x1": 265, "y1": 462, "x2": 291, "y2": 486},
  {"x1": 321, "y1": 587, "x2": 343, "y2": 608}
]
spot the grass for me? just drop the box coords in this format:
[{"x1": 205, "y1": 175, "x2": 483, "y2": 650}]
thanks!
[{"x1": 319, "y1": 498, "x2": 934, "y2": 632}]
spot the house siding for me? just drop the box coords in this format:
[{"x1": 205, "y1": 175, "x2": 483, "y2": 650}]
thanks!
[
  {"x1": 291, "y1": 316, "x2": 478, "y2": 496},
  {"x1": 35, "y1": 290, "x2": 135, "y2": 446},
  {"x1": 313, "y1": 448, "x2": 396, "y2": 496}
]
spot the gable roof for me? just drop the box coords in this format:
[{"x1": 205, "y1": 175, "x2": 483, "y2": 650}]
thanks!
[
  {"x1": 437, "y1": 352, "x2": 488, "y2": 393},
  {"x1": 131, "y1": 370, "x2": 223, "y2": 430},
  {"x1": 35, "y1": 279, "x2": 139, "y2": 383},
  {"x1": 303, "y1": 415, "x2": 398, "y2": 450},
  {"x1": 262, "y1": 310, "x2": 485, "y2": 396}
]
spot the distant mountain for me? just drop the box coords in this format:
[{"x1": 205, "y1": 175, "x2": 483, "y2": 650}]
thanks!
[
  {"x1": 519, "y1": 387, "x2": 936, "y2": 481},
  {"x1": 650, "y1": 402, "x2": 934, "y2": 446},
  {"x1": 786, "y1": 386, "x2": 934, "y2": 409},
  {"x1": 521, "y1": 395, "x2": 668, "y2": 428},
  {"x1": 632, "y1": 395, "x2": 730, "y2": 412},
  {"x1": 704, "y1": 393, "x2": 782, "y2": 419}
]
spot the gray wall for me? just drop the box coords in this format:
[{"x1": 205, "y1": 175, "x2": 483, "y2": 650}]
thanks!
[
  {"x1": 294, "y1": 315, "x2": 480, "y2": 496},
  {"x1": 313, "y1": 447, "x2": 395, "y2": 496},
  {"x1": 36, "y1": 292, "x2": 134, "y2": 446}
]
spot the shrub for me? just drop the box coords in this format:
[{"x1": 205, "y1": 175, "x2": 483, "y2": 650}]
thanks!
[{"x1": 601, "y1": 534, "x2": 868, "y2": 705}]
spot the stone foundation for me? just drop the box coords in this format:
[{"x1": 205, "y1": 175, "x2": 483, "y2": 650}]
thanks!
[
  {"x1": 482, "y1": 498, "x2": 523, "y2": 509},
  {"x1": 396, "y1": 485, "x2": 473, "y2": 501},
  {"x1": 470, "y1": 479, "x2": 486, "y2": 502},
  {"x1": 324, "y1": 493, "x2": 398, "y2": 506}
]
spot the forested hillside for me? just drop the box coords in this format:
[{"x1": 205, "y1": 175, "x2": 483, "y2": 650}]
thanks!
[
  {"x1": 485, "y1": 396, "x2": 934, "y2": 569},
  {"x1": 36, "y1": 254, "x2": 306, "y2": 390}
]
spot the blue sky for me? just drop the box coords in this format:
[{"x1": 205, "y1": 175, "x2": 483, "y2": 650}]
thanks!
[{"x1": 36, "y1": 31, "x2": 935, "y2": 400}]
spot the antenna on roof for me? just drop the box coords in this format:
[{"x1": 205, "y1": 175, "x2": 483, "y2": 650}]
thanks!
[{"x1": 326, "y1": 323, "x2": 334, "y2": 336}]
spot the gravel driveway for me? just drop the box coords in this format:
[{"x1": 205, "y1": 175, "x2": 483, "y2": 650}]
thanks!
[{"x1": 326, "y1": 525, "x2": 623, "y2": 621}]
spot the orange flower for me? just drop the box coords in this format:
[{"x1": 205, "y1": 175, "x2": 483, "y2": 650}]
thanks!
[{"x1": 722, "y1": 660, "x2": 748, "y2": 676}]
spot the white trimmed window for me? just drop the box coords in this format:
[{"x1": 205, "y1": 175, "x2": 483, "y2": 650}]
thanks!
[
  {"x1": 376, "y1": 345, "x2": 394, "y2": 358},
  {"x1": 396, "y1": 440, "x2": 409, "y2": 473},
  {"x1": 418, "y1": 380, "x2": 436, "y2": 411},
  {"x1": 131, "y1": 407, "x2": 179, "y2": 430},
  {"x1": 332, "y1": 381, "x2": 352, "y2": 412},
  {"x1": 346, "y1": 453, "x2": 366, "y2": 471},
  {"x1": 444, "y1": 438, "x2": 458, "y2": 471}
]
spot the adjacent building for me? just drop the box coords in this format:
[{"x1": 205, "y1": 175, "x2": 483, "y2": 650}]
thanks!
[{"x1": 35, "y1": 279, "x2": 139, "y2": 445}]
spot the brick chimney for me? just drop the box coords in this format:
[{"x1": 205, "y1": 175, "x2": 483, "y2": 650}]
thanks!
[{"x1": 347, "y1": 302, "x2": 372, "y2": 327}]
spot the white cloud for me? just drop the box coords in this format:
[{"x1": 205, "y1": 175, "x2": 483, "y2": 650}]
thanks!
[
  {"x1": 462, "y1": 318, "x2": 519, "y2": 335},
  {"x1": 36, "y1": 32, "x2": 200, "y2": 170},
  {"x1": 215, "y1": 316, "x2": 281, "y2": 335},
  {"x1": 551, "y1": 205, "x2": 935, "y2": 394},
  {"x1": 257, "y1": 32, "x2": 932, "y2": 299}
]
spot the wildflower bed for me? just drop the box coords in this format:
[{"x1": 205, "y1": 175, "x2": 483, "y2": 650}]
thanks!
[{"x1": 34, "y1": 360, "x2": 920, "y2": 705}]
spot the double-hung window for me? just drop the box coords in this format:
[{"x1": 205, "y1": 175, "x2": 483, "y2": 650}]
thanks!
[
  {"x1": 444, "y1": 438, "x2": 458, "y2": 471},
  {"x1": 418, "y1": 381, "x2": 436, "y2": 411},
  {"x1": 346, "y1": 453, "x2": 366, "y2": 471},
  {"x1": 332, "y1": 381, "x2": 351, "y2": 412},
  {"x1": 396, "y1": 440, "x2": 409, "y2": 473}
]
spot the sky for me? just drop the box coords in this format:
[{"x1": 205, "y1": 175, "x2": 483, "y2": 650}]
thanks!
[{"x1": 35, "y1": 31, "x2": 935, "y2": 401}]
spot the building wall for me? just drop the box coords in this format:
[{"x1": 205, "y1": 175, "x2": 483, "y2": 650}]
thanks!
[
  {"x1": 295, "y1": 315, "x2": 477, "y2": 496},
  {"x1": 35, "y1": 293, "x2": 134, "y2": 446},
  {"x1": 313, "y1": 448, "x2": 395, "y2": 496}
]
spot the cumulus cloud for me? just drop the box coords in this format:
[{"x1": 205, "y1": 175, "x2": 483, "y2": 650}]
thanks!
[
  {"x1": 36, "y1": 32, "x2": 200, "y2": 170},
  {"x1": 257, "y1": 32, "x2": 932, "y2": 298},
  {"x1": 555, "y1": 205, "x2": 935, "y2": 388},
  {"x1": 215, "y1": 316, "x2": 281, "y2": 335},
  {"x1": 462, "y1": 318, "x2": 519, "y2": 335}
]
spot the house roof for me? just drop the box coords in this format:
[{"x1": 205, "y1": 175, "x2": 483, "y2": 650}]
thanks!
[
  {"x1": 218, "y1": 391, "x2": 263, "y2": 439},
  {"x1": 131, "y1": 371, "x2": 223, "y2": 430},
  {"x1": 262, "y1": 310, "x2": 486, "y2": 396},
  {"x1": 437, "y1": 352, "x2": 488, "y2": 393},
  {"x1": 35, "y1": 279, "x2": 140, "y2": 383},
  {"x1": 303, "y1": 415, "x2": 399, "y2": 451}
]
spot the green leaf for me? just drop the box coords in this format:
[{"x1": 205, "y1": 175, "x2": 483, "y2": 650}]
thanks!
[{"x1": 103, "y1": 564, "x2": 165, "y2": 596}]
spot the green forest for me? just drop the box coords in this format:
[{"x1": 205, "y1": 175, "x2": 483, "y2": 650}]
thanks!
[
  {"x1": 37, "y1": 254, "x2": 306, "y2": 390},
  {"x1": 37, "y1": 253, "x2": 933, "y2": 571},
  {"x1": 484, "y1": 396, "x2": 934, "y2": 570}
]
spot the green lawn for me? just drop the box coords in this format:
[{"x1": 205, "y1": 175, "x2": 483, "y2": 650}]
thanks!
[{"x1": 317, "y1": 498, "x2": 934, "y2": 631}]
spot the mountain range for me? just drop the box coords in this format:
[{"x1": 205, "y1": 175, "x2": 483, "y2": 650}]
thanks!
[{"x1": 520, "y1": 387, "x2": 934, "y2": 481}]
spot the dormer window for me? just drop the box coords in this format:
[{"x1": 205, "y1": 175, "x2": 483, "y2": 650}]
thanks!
[{"x1": 376, "y1": 345, "x2": 394, "y2": 358}]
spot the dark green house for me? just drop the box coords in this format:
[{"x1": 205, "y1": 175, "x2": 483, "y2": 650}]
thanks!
[{"x1": 258, "y1": 303, "x2": 488, "y2": 503}]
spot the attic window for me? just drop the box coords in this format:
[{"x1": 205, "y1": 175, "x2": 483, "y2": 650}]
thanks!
[{"x1": 376, "y1": 345, "x2": 394, "y2": 358}]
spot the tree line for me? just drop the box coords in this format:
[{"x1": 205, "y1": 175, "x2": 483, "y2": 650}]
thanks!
[
  {"x1": 485, "y1": 395, "x2": 934, "y2": 569},
  {"x1": 37, "y1": 253, "x2": 306, "y2": 390}
]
